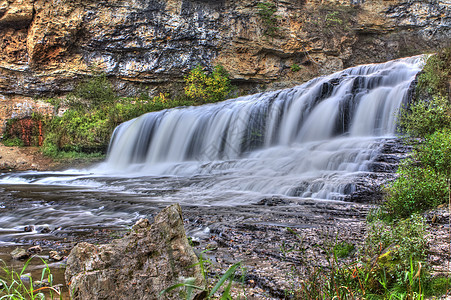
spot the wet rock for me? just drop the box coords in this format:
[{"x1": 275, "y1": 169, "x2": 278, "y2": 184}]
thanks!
[
  {"x1": 65, "y1": 204, "x2": 205, "y2": 300},
  {"x1": 24, "y1": 225, "x2": 34, "y2": 232},
  {"x1": 256, "y1": 197, "x2": 289, "y2": 206},
  {"x1": 49, "y1": 250, "x2": 64, "y2": 262},
  {"x1": 40, "y1": 226, "x2": 51, "y2": 233},
  {"x1": 27, "y1": 245, "x2": 42, "y2": 254},
  {"x1": 19, "y1": 273, "x2": 32, "y2": 284},
  {"x1": 10, "y1": 248, "x2": 30, "y2": 260},
  {"x1": 132, "y1": 218, "x2": 150, "y2": 230}
]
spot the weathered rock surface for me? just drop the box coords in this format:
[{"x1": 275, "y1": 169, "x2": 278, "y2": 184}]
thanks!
[
  {"x1": 0, "y1": 0, "x2": 449, "y2": 119},
  {"x1": 64, "y1": 204, "x2": 204, "y2": 300}
]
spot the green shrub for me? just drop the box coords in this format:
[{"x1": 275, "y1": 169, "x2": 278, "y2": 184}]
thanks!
[
  {"x1": 415, "y1": 128, "x2": 451, "y2": 181},
  {"x1": 1, "y1": 137, "x2": 24, "y2": 147},
  {"x1": 365, "y1": 214, "x2": 427, "y2": 263},
  {"x1": 398, "y1": 96, "x2": 451, "y2": 138},
  {"x1": 184, "y1": 65, "x2": 232, "y2": 103},
  {"x1": 257, "y1": 2, "x2": 280, "y2": 37},
  {"x1": 417, "y1": 47, "x2": 451, "y2": 99},
  {"x1": 362, "y1": 214, "x2": 428, "y2": 296},
  {"x1": 384, "y1": 160, "x2": 447, "y2": 218},
  {"x1": 333, "y1": 241, "x2": 355, "y2": 258},
  {"x1": 72, "y1": 72, "x2": 117, "y2": 109}
]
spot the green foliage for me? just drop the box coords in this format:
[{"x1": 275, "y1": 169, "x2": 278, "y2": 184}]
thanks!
[
  {"x1": 325, "y1": 11, "x2": 343, "y2": 27},
  {"x1": 365, "y1": 214, "x2": 427, "y2": 267},
  {"x1": 398, "y1": 96, "x2": 451, "y2": 138},
  {"x1": 383, "y1": 161, "x2": 447, "y2": 218},
  {"x1": 415, "y1": 129, "x2": 451, "y2": 180},
  {"x1": 290, "y1": 64, "x2": 301, "y2": 72},
  {"x1": 280, "y1": 215, "x2": 434, "y2": 299},
  {"x1": 184, "y1": 65, "x2": 232, "y2": 103},
  {"x1": 72, "y1": 72, "x2": 117, "y2": 108},
  {"x1": 423, "y1": 276, "x2": 451, "y2": 297},
  {"x1": 257, "y1": 2, "x2": 280, "y2": 37},
  {"x1": 333, "y1": 241, "x2": 355, "y2": 258},
  {"x1": 1, "y1": 137, "x2": 24, "y2": 147},
  {"x1": 160, "y1": 250, "x2": 245, "y2": 299},
  {"x1": 0, "y1": 257, "x2": 62, "y2": 299},
  {"x1": 416, "y1": 47, "x2": 451, "y2": 99},
  {"x1": 362, "y1": 215, "x2": 429, "y2": 298}
]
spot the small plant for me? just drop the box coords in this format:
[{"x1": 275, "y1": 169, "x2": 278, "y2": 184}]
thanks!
[
  {"x1": 72, "y1": 71, "x2": 117, "y2": 109},
  {"x1": 184, "y1": 65, "x2": 232, "y2": 103},
  {"x1": 257, "y1": 2, "x2": 280, "y2": 38},
  {"x1": 0, "y1": 257, "x2": 62, "y2": 299},
  {"x1": 383, "y1": 160, "x2": 447, "y2": 218},
  {"x1": 1, "y1": 137, "x2": 24, "y2": 147},
  {"x1": 333, "y1": 241, "x2": 355, "y2": 258},
  {"x1": 160, "y1": 250, "x2": 245, "y2": 299},
  {"x1": 325, "y1": 11, "x2": 343, "y2": 27},
  {"x1": 290, "y1": 64, "x2": 301, "y2": 72}
]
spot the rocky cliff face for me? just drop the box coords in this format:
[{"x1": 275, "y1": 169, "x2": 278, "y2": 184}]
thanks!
[{"x1": 0, "y1": 0, "x2": 449, "y2": 107}]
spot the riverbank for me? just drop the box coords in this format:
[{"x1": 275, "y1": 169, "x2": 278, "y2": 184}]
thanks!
[
  {"x1": 0, "y1": 144, "x2": 56, "y2": 171},
  {"x1": 0, "y1": 144, "x2": 104, "y2": 171}
]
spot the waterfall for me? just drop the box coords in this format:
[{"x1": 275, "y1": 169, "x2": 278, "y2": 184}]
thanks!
[{"x1": 100, "y1": 56, "x2": 423, "y2": 202}]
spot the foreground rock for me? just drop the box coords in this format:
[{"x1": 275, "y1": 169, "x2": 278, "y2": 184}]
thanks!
[{"x1": 65, "y1": 204, "x2": 204, "y2": 300}]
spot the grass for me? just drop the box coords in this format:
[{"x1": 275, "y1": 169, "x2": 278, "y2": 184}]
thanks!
[
  {"x1": 278, "y1": 212, "x2": 451, "y2": 299},
  {"x1": 0, "y1": 257, "x2": 62, "y2": 300},
  {"x1": 160, "y1": 250, "x2": 246, "y2": 299}
]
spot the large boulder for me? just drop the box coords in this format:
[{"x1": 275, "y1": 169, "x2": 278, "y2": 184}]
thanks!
[{"x1": 65, "y1": 204, "x2": 204, "y2": 300}]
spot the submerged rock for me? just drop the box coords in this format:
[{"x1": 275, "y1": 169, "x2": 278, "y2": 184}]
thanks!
[{"x1": 65, "y1": 204, "x2": 204, "y2": 300}]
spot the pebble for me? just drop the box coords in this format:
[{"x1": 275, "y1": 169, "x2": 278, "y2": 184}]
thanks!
[{"x1": 19, "y1": 273, "x2": 32, "y2": 284}]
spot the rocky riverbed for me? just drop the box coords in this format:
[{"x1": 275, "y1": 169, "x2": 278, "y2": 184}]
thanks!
[{"x1": 0, "y1": 143, "x2": 450, "y2": 299}]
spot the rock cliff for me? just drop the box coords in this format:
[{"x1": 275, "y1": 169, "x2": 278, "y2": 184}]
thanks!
[{"x1": 0, "y1": 0, "x2": 449, "y2": 112}]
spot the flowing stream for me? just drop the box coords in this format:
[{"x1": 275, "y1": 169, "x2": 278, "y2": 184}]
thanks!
[{"x1": 0, "y1": 56, "x2": 423, "y2": 246}]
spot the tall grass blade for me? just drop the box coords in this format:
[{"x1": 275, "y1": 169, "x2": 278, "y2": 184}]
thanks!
[{"x1": 209, "y1": 262, "x2": 241, "y2": 297}]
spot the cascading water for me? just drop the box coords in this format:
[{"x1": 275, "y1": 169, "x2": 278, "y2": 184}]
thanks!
[
  {"x1": 97, "y1": 56, "x2": 423, "y2": 202},
  {"x1": 0, "y1": 56, "x2": 423, "y2": 245}
]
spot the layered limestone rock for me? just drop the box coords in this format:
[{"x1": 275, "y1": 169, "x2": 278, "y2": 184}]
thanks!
[
  {"x1": 65, "y1": 204, "x2": 204, "y2": 300},
  {"x1": 0, "y1": 0, "x2": 449, "y2": 103}
]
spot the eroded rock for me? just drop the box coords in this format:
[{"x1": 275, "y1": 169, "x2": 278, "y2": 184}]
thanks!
[{"x1": 65, "y1": 204, "x2": 204, "y2": 300}]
